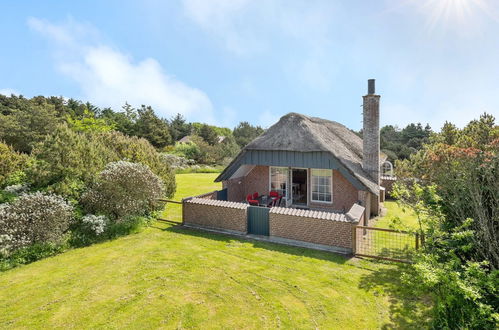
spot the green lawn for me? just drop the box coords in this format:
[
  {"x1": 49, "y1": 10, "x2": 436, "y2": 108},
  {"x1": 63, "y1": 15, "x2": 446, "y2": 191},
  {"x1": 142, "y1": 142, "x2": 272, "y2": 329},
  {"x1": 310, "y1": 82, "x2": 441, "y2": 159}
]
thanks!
[
  {"x1": 161, "y1": 173, "x2": 221, "y2": 222},
  {"x1": 355, "y1": 201, "x2": 421, "y2": 261},
  {"x1": 0, "y1": 174, "x2": 429, "y2": 328},
  {"x1": 376, "y1": 201, "x2": 420, "y2": 231}
]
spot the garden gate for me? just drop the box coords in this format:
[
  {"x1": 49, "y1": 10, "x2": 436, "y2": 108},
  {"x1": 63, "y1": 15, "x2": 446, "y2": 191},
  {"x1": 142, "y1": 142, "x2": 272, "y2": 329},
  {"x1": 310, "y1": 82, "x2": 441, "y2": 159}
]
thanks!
[{"x1": 247, "y1": 206, "x2": 270, "y2": 236}]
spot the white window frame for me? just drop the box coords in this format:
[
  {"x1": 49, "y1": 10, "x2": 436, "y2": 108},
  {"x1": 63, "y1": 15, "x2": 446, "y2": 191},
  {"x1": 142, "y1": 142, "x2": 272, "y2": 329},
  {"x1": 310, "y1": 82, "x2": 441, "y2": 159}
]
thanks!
[
  {"x1": 269, "y1": 166, "x2": 289, "y2": 197},
  {"x1": 310, "y1": 169, "x2": 333, "y2": 204}
]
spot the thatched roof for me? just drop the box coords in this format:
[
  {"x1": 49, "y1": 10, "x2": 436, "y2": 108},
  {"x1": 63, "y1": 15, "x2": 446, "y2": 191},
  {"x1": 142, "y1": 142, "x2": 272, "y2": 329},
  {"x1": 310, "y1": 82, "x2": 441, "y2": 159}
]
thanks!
[{"x1": 218, "y1": 113, "x2": 385, "y2": 194}]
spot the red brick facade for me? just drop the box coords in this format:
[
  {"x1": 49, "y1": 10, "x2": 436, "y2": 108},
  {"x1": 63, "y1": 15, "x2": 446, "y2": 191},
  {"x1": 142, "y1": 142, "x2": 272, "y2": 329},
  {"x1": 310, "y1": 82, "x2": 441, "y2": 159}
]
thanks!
[
  {"x1": 223, "y1": 165, "x2": 270, "y2": 202},
  {"x1": 308, "y1": 170, "x2": 358, "y2": 212},
  {"x1": 224, "y1": 167, "x2": 363, "y2": 214}
]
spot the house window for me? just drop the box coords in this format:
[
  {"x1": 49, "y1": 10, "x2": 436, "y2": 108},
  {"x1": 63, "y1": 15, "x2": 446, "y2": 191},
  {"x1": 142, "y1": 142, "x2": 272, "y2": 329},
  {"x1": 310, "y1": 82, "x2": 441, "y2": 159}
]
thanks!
[
  {"x1": 311, "y1": 169, "x2": 332, "y2": 203},
  {"x1": 270, "y1": 167, "x2": 288, "y2": 197}
]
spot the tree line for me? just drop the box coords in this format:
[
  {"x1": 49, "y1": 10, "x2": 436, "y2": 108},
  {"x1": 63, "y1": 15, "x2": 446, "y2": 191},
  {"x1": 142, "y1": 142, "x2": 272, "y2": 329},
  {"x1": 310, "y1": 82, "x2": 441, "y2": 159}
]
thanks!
[
  {"x1": 358, "y1": 122, "x2": 433, "y2": 162},
  {"x1": 0, "y1": 94, "x2": 264, "y2": 163},
  {"x1": 394, "y1": 113, "x2": 498, "y2": 328}
]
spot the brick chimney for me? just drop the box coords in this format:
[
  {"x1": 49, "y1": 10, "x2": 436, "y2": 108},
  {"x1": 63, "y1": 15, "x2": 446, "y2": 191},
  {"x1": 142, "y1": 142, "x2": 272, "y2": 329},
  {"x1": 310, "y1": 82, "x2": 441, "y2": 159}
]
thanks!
[{"x1": 362, "y1": 79, "x2": 380, "y2": 185}]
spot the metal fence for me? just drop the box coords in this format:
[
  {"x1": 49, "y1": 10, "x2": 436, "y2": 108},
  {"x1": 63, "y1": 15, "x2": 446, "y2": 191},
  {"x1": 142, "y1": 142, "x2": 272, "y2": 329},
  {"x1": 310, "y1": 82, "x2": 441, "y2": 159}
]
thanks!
[
  {"x1": 354, "y1": 226, "x2": 423, "y2": 263},
  {"x1": 157, "y1": 199, "x2": 183, "y2": 224},
  {"x1": 157, "y1": 189, "x2": 227, "y2": 224}
]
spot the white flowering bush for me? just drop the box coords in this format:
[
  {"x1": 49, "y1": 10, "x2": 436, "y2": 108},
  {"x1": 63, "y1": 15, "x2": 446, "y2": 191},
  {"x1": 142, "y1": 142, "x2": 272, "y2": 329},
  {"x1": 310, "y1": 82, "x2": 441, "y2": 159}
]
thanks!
[
  {"x1": 81, "y1": 161, "x2": 164, "y2": 220},
  {"x1": 161, "y1": 153, "x2": 195, "y2": 169},
  {"x1": 0, "y1": 192, "x2": 73, "y2": 256},
  {"x1": 3, "y1": 184, "x2": 29, "y2": 195},
  {"x1": 81, "y1": 214, "x2": 108, "y2": 235}
]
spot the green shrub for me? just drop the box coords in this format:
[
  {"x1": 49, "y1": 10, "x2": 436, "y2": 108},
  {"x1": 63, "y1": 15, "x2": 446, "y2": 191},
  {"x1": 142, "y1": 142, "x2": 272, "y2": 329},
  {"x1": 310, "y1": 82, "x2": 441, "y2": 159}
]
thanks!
[
  {"x1": 104, "y1": 215, "x2": 152, "y2": 239},
  {"x1": 3, "y1": 170, "x2": 28, "y2": 187},
  {"x1": 0, "y1": 191, "x2": 16, "y2": 204},
  {"x1": 394, "y1": 114, "x2": 499, "y2": 328},
  {"x1": 29, "y1": 126, "x2": 176, "y2": 200},
  {"x1": 97, "y1": 131, "x2": 176, "y2": 198},
  {"x1": 403, "y1": 254, "x2": 499, "y2": 329},
  {"x1": 172, "y1": 141, "x2": 202, "y2": 161},
  {"x1": 68, "y1": 214, "x2": 109, "y2": 247},
  {"x1": 0, "y1": 103, "x2": 61, "y2": 153},
  {"x1": 0, "y1": 192, "x2": 73, "y2": 257},
  {"x1": 0, "y1": 142, "x2": 29, "y2": 187},
  {"x1": 69, "y1": 214, "x2": 152, "y2": 248},
  {"x1": 29, "y1": 125, "x2": 114, "y2": 198},
  {"x1": 67, "y1": 109, "x2": 116, "y2": 132},
  {"x1": 0, "y1": 242, "x2": 66, "y2": 271},
  {"x1": 81, "y1": 161, "x2": 164, "y2": 220}
]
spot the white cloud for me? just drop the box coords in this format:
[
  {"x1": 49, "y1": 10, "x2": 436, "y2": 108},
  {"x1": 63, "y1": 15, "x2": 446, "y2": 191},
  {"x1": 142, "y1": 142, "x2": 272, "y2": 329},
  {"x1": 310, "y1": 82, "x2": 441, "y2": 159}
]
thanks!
[
  {"x1": 182, "y1": 0, "x2": 338, "y2": 90},
  {"x1": 28, "y1": 17, "x2": 216, "y2": 123},
  {"x1": 0, "y1": 89, "x2": 19, "y2": 96},
  {"x1": 182, "y1": 0, "x2": 263, "y2": 55},
  {"x1": 182, "y1": 0, "x2": 334, "y2": 53}
]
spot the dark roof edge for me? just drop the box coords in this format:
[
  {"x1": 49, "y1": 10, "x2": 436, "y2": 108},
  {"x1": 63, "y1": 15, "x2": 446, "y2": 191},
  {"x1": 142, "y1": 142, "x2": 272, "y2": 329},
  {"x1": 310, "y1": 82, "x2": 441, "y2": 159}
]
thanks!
[{"x1": 214, "y1": 150, "x2": 247, "y2": 182}]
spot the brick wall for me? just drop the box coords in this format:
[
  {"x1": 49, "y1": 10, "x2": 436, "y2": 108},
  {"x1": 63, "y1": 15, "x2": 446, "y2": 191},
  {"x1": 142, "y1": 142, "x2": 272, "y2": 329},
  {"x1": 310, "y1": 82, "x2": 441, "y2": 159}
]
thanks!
[
  {"x1": 370, "y1": 192, "x2": 380, "y2": 217},
  {"x1": 308, "y1": 169, "x2": 358, "y2": 212},
  {"x1": 224, "y1": 165, "x2": 269, "y2": 202},
  {"x1": 358, "y1": 190, "x2": 371, "y2": 224},
  {"x1": 183, "y1": 198, "x2": 248, "y2": 234},
  {"x1": 269, "y1": 207, "x2": 356, "y2": 250},
  {"x1": 183, "y1": 195, "x2": 366, "y2": 253},
  {"x1": 223, "y1": 178, "x2": 244, "y2": 202}
]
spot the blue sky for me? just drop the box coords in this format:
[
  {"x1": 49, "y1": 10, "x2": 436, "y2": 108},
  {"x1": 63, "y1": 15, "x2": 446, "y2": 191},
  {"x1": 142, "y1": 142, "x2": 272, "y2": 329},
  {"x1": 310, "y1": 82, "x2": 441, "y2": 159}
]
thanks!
[{"x1": 1, "y1": 0, "x2": 498, "y2": 130}]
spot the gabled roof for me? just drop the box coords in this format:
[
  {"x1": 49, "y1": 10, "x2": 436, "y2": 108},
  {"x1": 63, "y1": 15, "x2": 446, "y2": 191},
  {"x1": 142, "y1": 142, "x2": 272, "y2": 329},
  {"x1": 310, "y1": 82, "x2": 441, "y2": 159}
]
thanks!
[{"x1": 217, "y1": 113, "x2": 385, "y2": 194}]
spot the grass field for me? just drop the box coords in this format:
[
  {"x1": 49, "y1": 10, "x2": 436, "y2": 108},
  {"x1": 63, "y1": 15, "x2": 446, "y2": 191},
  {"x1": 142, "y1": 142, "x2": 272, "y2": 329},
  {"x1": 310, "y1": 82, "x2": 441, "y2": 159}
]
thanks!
[
  {"x1": 0, "y1": 174, "x2": 429, "y2": 328},
  {"x1": 161, "y1": 173, "x2": 221, "y2": 222},
  {"x1": 355, "y1": 201, "x2": 421, "y2": 261},
  {"x1": 376, "y1": 201, "x2": 420, "y2": 230}
]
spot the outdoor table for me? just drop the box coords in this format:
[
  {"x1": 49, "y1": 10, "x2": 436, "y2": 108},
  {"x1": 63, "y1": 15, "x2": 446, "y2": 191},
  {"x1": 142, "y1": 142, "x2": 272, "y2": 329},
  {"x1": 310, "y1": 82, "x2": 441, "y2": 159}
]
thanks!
[{"x1": 256, "y1": 195, "x2": 272, "y2": 207}]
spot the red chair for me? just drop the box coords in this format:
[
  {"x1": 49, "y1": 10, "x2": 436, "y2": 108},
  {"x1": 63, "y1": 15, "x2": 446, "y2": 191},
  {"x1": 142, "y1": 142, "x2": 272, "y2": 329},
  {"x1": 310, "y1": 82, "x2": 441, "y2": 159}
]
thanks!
[
  {"x1": 272, "y1": 196, "x2": 282, "y2": 207},
  {"x1": 246, "y1": 194, "x2": 259, "y2": 206},
  {"x1": 252, "y1": 192, "x2": 259, "y2": 200}
]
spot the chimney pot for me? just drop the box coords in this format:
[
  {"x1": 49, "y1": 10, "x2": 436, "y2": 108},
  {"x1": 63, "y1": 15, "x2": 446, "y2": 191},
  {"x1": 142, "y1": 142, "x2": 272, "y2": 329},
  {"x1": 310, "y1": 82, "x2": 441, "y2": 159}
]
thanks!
[{"x1": 368, "y1": 79, "x2": 375, "y2": 94}]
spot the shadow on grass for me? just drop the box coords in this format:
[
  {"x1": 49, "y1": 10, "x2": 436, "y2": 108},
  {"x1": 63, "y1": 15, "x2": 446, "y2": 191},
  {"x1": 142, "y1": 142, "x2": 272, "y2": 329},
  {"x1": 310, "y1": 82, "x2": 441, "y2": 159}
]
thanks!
[
  {"x1": 358, "y1": 260, "x2": 432, "y2": 329},
  {"x1": 161, "y1": 223, "x2": 350, "y2": 265},
  {"x1": 154, "y1": 221, "x2": 432, "y2": 327}
]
